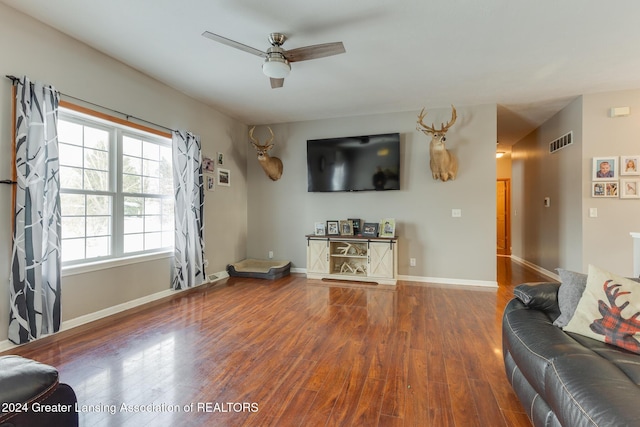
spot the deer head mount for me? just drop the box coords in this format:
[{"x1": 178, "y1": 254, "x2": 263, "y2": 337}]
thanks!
[
  {"x1": 416, "y1": 105, "x2": 458, "y2": 182},
  {"x1": 249, "y1": 126, "x2": 283, "y2": 181}
]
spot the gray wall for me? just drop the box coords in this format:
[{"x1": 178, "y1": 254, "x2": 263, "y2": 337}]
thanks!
[
  {"x1": 246, "y1": 105, "x2": 498, "y2": 283},
  {"x1": 512, "y1": 90, "x2": 640, "y2": 277},
  {"x1": 0, "y1": 4, "x2": 248, "y2": 342},
  {"x1": 582, "y1": 90, "x2": 640, "y2": 275},
  {"x1": 511, "y1": 97, "x2": 583, "y2": 272}
]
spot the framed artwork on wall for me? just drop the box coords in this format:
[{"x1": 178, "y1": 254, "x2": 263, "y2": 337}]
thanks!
[
  {"x1": 202, "y1": 156, "x2": 215, "y2": 173},
  {"x1": 206, "y1": 175, "x2": 215, "y2": 192},
  {"x1": 620, "y1": 179, "x2": 640, "y2": 199},
  {"x1": 620, "y1": 155, "x2": 640, "y2": 176},
  {"x1": 592, "y1": 157, "x2": 618, "y2": 180},
  {"x1": 217, "y1": 152, "x2": 225, "y2": 166},
  {"x1": 217, "y1": 168, "x2": 230, "y2": 186},
  {"x1": 592, "y1": 181, "x2": 618, "y2": 198}
]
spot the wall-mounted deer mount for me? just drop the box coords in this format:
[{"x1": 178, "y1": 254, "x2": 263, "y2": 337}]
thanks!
[
  {"x1": 416, "y1": 105, "x2": 458, "y2": 182},
  {"x1": 249, "y1": 126, "x2": 283, "y2": 181}
]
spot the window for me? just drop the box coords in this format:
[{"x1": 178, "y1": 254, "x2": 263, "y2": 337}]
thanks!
[{"x1": 59, "y1": 107, "x2": 174, "y2": 265}]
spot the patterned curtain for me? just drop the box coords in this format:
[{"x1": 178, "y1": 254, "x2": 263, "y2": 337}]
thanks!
[
  {"x1": 172, "y1": 131, "x2": 205, "y2": 290},
  {"x1": 9, "y1": 77, "x2": 61, "y2": 344}
]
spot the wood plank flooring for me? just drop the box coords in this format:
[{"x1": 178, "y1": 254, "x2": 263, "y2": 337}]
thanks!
[{"x1": 2, "y1": 257, "x2": 556, "y2": 426}]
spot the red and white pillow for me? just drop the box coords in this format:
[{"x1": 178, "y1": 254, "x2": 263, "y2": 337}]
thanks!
[{"x1": 564, "y1": 264, "x2": 640, "y2": 354}]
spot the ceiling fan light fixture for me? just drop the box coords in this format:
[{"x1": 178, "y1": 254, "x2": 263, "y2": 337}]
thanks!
[{"x1": 262, "y1": 56, "x2": 290, "y2": 79}]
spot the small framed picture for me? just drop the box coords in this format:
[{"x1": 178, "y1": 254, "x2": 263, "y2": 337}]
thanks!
[
  {"x1": 206, "y1": 175, "x2": 215, "y2": 192},
  {"x1": 326, "y1": 220, "x2": 340, "y2": 236},
  {"x1": 217, "y1": 152, "x2": 225, "y2": 166},
  {"x1": 620, "y1": 155, "x2": 640, "y2": 176},
  {"x1": 592, "y1": 157, "x2": 618, "y2": 180},
  {"x1": 592, "y1": 181, "x2": 618, "y2": 198},
  {"x1": 202, "y1": 156, "x2": 215, "y2": 173},
  {"x1": 348, "y1": 218, "x2": 361, "y2": 235},
  {"x1": 362, "y1": 223, "x2": 379, "y2": 237},
  {"x1": 620, "y1": 179, "x2": 640, "y2": 199},
  {"x1": 217, "y1": 168, "x2": 230, "y2": 186},
  {"x1": 379, "y1": 218, "x2": 396, "y2": 238},
  {"x1": 314, "y1": 222, "x2": 326, "y2": 236},
  {"x1": 339, "y1": 220, "x2": 353, "y2": 236}
]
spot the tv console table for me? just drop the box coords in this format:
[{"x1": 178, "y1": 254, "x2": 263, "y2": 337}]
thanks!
[{"x1": 306, "y1": 234, "x2": 398, "y2": 285}]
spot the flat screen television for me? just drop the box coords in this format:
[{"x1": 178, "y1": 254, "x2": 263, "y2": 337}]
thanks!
[{"x1": 307, "y1": 132, "x2": 400, "y2": 192}]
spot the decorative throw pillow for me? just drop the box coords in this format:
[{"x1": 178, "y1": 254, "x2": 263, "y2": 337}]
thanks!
[
  {"x1": 564, "y1": 265, "x2": 640, "y2": 354},
  {"x1": 553, "y1": 269, "x2": 588, "y2": 327}
]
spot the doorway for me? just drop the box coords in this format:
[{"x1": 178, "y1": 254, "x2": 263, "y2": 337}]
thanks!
[{"x1": 497, "y1": 179, "x2": 511, "y2": 255}]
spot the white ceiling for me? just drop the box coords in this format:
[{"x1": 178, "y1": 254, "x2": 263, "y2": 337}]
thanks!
[{"x1": 4, "y1": 0, "x2": 640, "y2": 148}]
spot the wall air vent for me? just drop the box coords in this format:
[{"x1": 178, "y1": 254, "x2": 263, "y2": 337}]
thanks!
[{"x1": 549, "y1": 131, "x2": 573, "y2": 154}]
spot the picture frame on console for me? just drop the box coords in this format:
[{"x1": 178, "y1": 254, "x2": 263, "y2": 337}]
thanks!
[
  {"x1": 339, "y1": 220, "x2": 353, "y2": 236},
  {"x1": 362, "y1": 223, "x2": 379, "y2": 237},
  {"x1": 379, "y1": 218, "x2": 396, "y2": 238},
  {"x1": 348, "y1": 218, "x2": 361, "y2": 235},
  {"x1": 326, "y1": 220, "x2": 340, "y2": 235},
  {"x1": 314, "y1": 222, "x2": 326, "y2": 236}
]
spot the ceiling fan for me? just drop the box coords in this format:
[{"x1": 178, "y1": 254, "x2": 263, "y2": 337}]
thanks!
[{"x1": 202, "y1": 31, "x2": 345, "y2": 88}]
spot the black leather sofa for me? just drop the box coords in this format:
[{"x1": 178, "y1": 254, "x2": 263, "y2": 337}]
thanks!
[
  {"x1": 502, "y1": 282, "x2": 640, "y2": 427},
  {"x1": 0, "y1": 355, "x2": 78, "y2": 427}
]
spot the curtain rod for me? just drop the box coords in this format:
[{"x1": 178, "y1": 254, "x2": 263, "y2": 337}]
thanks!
[{"x1": 6, "y1": 75, "x2": 177, "y2": 134}]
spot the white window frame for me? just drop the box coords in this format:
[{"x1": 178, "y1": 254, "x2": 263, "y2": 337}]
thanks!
[{"x1": 59, "y1": 106, "x2": 174, "y2": 275}]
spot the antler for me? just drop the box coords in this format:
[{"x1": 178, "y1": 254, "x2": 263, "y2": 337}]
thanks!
[
  {"x1": 416, "y1": 105, "x2": 457, "y2": 135},
  {"x1": 249, "y1": 126, "x2": 275, "y2": 147}
]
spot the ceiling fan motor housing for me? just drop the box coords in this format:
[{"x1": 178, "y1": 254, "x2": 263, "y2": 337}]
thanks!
[{"x1": 263, "y1": 46, "x2": 290, "y2": 78}]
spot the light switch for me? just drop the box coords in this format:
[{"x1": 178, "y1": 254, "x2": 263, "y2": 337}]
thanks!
[
  {"x1": 589, "y1": 208, "x2": 598, "y2": 218},
  {"x1": 544, "y1": 197, "x2": 550, "y2": 207},
  {"x1": 451, "y1": 209, "x2": 462, "y2": 217}
]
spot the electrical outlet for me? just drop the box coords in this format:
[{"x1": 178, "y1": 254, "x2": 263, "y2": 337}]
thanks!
[
  {"x1": 268, "y1": 251, "x2": 274, "y2": 259},
  {"x1": 410, "y1": 258, "x2": 416, "y2": 267}
]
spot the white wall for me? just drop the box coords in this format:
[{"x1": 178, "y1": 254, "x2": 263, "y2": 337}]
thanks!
[
  {"x1": 0, "y1": 4, "x2": 248, "y2": 342},
  {"x1": 246, "y1": 105, "x2": 498, "y2": 284}
]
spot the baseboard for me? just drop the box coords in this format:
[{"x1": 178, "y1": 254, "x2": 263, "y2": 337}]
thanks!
[
  {"x1": 509, "y1": 255, "x2": 559, "y2": 281},
  {"x1": 0, "y1": 270, "x2": 229, "y2": 353}
]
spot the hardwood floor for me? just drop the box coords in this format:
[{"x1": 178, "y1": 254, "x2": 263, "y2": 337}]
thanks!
[{"x1": 2, "y1": 257, "x2": 556, "y2": 426}]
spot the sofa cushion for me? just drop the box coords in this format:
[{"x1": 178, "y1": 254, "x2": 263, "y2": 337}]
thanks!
[
  {"x1": 0, "y1": 355, "x2": 59, "y2": 408},
  {"x1": 553, "y1": 269, "x2": 588, "y2": 327},
  {"x1": 502, "y1": 298, "x2": 595, "y2": 397},
  {"x1": 513, "y1": 282, "x2": 561, "y2": 320},
  {"x1": 564, "y1": 264, "x2": 640, "y2": 354},
  {"x1": 545, "y1": 353, "x2": 640, "y2": 426}
]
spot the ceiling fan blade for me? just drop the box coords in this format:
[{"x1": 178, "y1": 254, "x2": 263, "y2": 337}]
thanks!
[
  {"x1": 202, "y1": 31, "x2": 266, "y2": 58},
  {"x1": 285, "y1": 42, "x2": 345, "y2": 63},
  {"x1": 270, "y1": 78, "x2": 284, "y2": 89}
]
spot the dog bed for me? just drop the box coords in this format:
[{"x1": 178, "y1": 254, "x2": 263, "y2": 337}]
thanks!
[{"x1": 226, "y1": 259, "x2": 291, "y2": 280}]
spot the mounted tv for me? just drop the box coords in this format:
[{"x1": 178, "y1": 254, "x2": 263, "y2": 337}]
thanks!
[{"x1": 307, "y1": 132, "x2": 400, "y2": 192}]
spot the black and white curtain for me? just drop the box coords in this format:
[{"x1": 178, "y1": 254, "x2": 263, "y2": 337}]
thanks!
[
  {"x1": 172, "y1": 131, "x2": 205, "y2": 290},
  {"x1": 9, "y1": 77, "x2": 62, "y2": 344}
]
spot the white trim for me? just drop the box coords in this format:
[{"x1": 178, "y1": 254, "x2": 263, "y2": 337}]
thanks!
[
  {"x1": 290, "y1": 267, "x2": 307, "y2": 274},
  {"x1": 0, "y1": 270, "x2": 229, "y2": 353},
  {"x1": 509, "y1": 255, "x2": 560, "y2": 281},
  {"x1": 62, "y1": 250, "x2": 173, "y2": 277}
]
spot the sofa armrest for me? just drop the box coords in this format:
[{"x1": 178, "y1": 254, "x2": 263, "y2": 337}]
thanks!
[
  {"x1": 513, "y1": 282, "x2": 561, "y2": 321},
  {"x1": 0, "y1": 356, "x2": 58, "y2": 408}
]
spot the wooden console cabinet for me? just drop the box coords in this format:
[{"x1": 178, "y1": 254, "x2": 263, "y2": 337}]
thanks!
[{"x1": 306, "y1": 235, "x2": 398, "y2": 285}]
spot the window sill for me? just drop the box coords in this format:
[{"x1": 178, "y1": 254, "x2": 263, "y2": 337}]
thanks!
[{"x1": 62, "y1": 251, "x2": 174, "y2": 277}]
